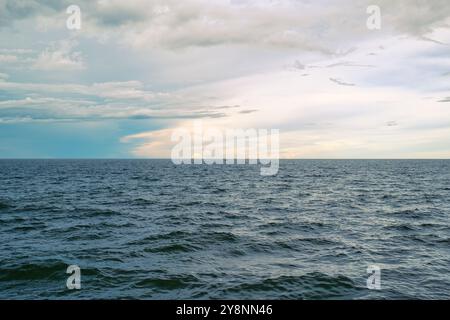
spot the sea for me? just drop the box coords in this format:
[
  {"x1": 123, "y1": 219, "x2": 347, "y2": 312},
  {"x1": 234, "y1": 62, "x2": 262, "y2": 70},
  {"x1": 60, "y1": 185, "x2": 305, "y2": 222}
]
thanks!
[{"x1": 0, "y1": 159, "x2": 449, "y2": 299}]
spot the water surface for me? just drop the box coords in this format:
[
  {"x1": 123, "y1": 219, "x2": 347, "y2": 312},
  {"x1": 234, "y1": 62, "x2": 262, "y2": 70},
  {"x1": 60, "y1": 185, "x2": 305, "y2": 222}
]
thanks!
[{"x1": 0, "y1": 160, "x2": 449, "y2": 299}]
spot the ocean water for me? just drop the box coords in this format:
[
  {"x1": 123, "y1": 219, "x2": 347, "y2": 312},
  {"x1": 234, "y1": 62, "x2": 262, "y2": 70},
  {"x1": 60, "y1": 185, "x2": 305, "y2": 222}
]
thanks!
[{"x1": 0, "y1": 159, "x2": 449, "y2": 300}]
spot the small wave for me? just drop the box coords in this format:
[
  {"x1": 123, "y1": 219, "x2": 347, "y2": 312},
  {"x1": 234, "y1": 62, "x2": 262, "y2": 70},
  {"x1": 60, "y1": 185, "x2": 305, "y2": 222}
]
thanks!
[
  {"x1": 0, "y1": 200, "x2": 12, "y2": 210},
  {"x1": 13, "y1": 204, "x2": 60, "y2": 212},
  {"x1": 11, "y1": 223, "x2": 46, "y2": 232},
  {"x1": 0, "y1": 216, "x2": 26, "y2": 224},
  {"x1": 132, "y1": 198, "x2": 157, "y2": 205},
  {"x1": 391, "y1": 209, "x2": 424, "y2": 218},
  {"x1": 212, "y1": 188, "x2": 227, "y2": 194},
  {"x1": 180, "y1": 201, "x2": 203, "y2": 206},
  {"x1": 227, "y1": 248, "x2": 246, "y2": 257},
  {"x1": 294, "y1": 237, "x2": 340, "y2": 246},
  {"x1": 273, "y1": 241, "x2": 296, "y2": 250},
  {"x1": 144, "y1": 243, "x2": 198, "y2": 253},
  {"x1": 384, "y1": 224, "x2": 416, "y2": 232},
  {"x1": 128, "y1": 230, "x2": 193, "y2": 245},
  {"x1": 203, "y1": 231, "x2": 239, "y2": 243},
  {"x1": 298, "y1": 192, "x2": 312, "y2": 198},
  {"x1": 276, "y1": 184, "x2": 292, "y2": 191},
  {"x1": 131, "y1": 176, "x2": 160, "y2": 182},
  {"x1": 437, "y1": 238, "x2": 450, "y2": 244},
  {"x1": 223, "y1": 273, "x2": 360, "y2": 298},
  {"x1": 392, "y1": 234, "x2": 436, "y2": 245},
  {"x1": 66, "y1": 233, "x2": 105, "y2": 241},
  {"x1": 161, "y1": 205, "x2": 181, "y2": 211},
  {"x1": 0, "y1": 261, "x2": 68, "y2": 281},
  {"x1": 134, "y1": 275, "x2": 198, "y2": 290},
  {"x1": 417, "y1": 222, "x2": 441, "y2": 228},
  {"x1": 77, "y1": 208, "x2": 121, "y2": 217},
  {"x1": 244, "y1": 237, "x2": 339, "y2": 253}
]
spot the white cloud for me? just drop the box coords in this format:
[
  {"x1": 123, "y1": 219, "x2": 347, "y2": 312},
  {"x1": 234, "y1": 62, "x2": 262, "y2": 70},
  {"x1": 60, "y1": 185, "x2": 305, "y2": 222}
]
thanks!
[
  {"x1": 33, "y1": 40, "x2": 85, "y2": 71},
  {"x1": 0, "y1": 54, "x2": 18, "y2": 63},
  {"x1": 120, "y1": 34, "x2": 450, "y2": 158},
  {"x1": 0, "y1": 79, "x2": 228, "y2": 121}
]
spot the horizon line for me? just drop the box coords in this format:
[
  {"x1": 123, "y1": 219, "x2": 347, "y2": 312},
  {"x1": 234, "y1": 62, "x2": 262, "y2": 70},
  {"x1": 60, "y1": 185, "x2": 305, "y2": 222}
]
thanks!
[{"x1": 1, "y1": 158, "x2": 450, "y2": 161}]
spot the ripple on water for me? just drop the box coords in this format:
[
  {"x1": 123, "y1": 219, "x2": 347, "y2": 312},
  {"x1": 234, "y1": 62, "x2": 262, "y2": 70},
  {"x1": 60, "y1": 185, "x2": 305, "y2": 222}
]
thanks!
[
  {"x1": 1, "y1": 159, "x2": 449, "y2": 299},
  {"x1": 133, "y1": 275, "x2": 199, "y2": 290},
  {"x1": 0, "y1": 200, "x2": 12, "y2": 210},
  {"x1": 222, "y1": 273, "x2": 363, "y2": 299}
]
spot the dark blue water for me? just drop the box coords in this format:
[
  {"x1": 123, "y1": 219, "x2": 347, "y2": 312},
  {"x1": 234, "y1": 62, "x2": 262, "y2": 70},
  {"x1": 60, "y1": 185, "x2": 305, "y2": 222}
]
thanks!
[{"x1": 0, "y1": 160, "x2": 449, "y2": 299}]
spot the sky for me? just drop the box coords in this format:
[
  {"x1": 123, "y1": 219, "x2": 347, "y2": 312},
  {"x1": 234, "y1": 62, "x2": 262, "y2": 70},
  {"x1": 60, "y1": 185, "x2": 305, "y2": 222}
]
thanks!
[{"x1": 0, "y1": 0, "x2": 449, "y2": 158}]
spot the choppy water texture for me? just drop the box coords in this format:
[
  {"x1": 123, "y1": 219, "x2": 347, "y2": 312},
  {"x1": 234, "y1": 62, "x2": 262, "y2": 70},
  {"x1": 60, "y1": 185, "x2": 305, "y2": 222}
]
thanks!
[{"x1": 0, "y1": 160, "x2": 449, "y2": 299}]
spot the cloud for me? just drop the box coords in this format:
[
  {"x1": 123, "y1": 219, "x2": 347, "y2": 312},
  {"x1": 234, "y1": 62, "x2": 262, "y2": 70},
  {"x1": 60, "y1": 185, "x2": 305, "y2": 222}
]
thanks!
[
  {"x1": 0, "y1": 48, "x2": 34, "y2": 54},
  {"x1": 117, "y1": 33, "x2": 450, "y2": 158},
  {"x1": 293, "y1": 60, "x2": 306, "y2": 70},
  {"x1": 76, "y1": 0, "x2": 450, "y2": 55},
  {"x1": 0, "y1": 79, "x2": 232, "y2": 122},
  {"x1": 94, "y1": 0, "x2": 150, "y2": 26},
  {"x1": 0, "y1": 48, "x2": 36, "y2": 70},
  {"x1": 329, "y1": 78, "x2": 356, "y2": 86},
  {"x1": 33, "y1": 40, "x2": 85, "y2": 71},
  {"x1": 2, "y1": 0, "x2": 448, "y2": 54},
  {"x1": 0, "y1": 80, "x2": 152, "y2": 99},
  {"x1": 325, "y1": 61, "x2": 375, "y2": 68},
  {"x1": 120, "y1": 128, "x2": 175, "y2": 158},
  {"x1": 386, "y1": 121, "x2": 398, "y2": 127},
  {"x1": 0, "y1": 54, "x2": 18, "y2": 63},
  {"x1": 2, "y1": 1, "x2": 450, "y2": 51},
  {"x1": 239, "y1": 109, "x2": 258, "y2": 114},
  {"x1": 420, "y1": 36, "x2": 448, "y2": 45},
  {"x1": 1, "y1": 0, "x2": 450, "y2": 158},
  {"x1": 0, "y1": 0, "x2": 69, "y2": 27}
]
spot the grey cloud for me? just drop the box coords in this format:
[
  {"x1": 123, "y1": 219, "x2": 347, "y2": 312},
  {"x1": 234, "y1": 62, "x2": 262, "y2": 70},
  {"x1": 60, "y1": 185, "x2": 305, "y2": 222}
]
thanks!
[
  {"x1": 214, "y1": 105, "x2": 240, "y2": 110},
  {"x1": 386, "y1": 121, "x2": 398, "y2": 127},
  {"x1": 3, "y1": 0, "x2": 450, "y2": 54},
  {"x1": 0, "y1": 0, "x2": 69, "y2": 27},
  {"x1": 94, "y1": 1, "x2": 149, "y2": 26},
  {"x1": 420, "y1": 36, "x2": 448, "y2": 45},
  {"x1": 326, "y1": 61, "x2": 375, "y2": 68},
  {"x1": 86, "y1": 0, "x2": 450, "y2": 52},
  {"x1": 378, "y1": 0, "x2": 450, "y2": 35},
  {"x1": 239, "y1": 109, "x2": 258, "y2": 114},
  {"x1": 293, "y1": 60, "x2": 306, "y2": 70},
  {"x1": 305, "y1": 60, "x2": 376, "y2": 69},
  {"x1": 329, "y1": 78, "x2": 356, "y2": 86},
  {"x1": 437, "y1": 97, "x2": 450, "y2": 103}
]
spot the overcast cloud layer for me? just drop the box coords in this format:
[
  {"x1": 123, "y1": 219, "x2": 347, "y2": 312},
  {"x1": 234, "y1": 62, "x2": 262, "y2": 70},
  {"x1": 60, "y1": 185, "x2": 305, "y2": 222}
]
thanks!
[{"x1": 0, "y1": 0, "x2": 449, "y2": 158}]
